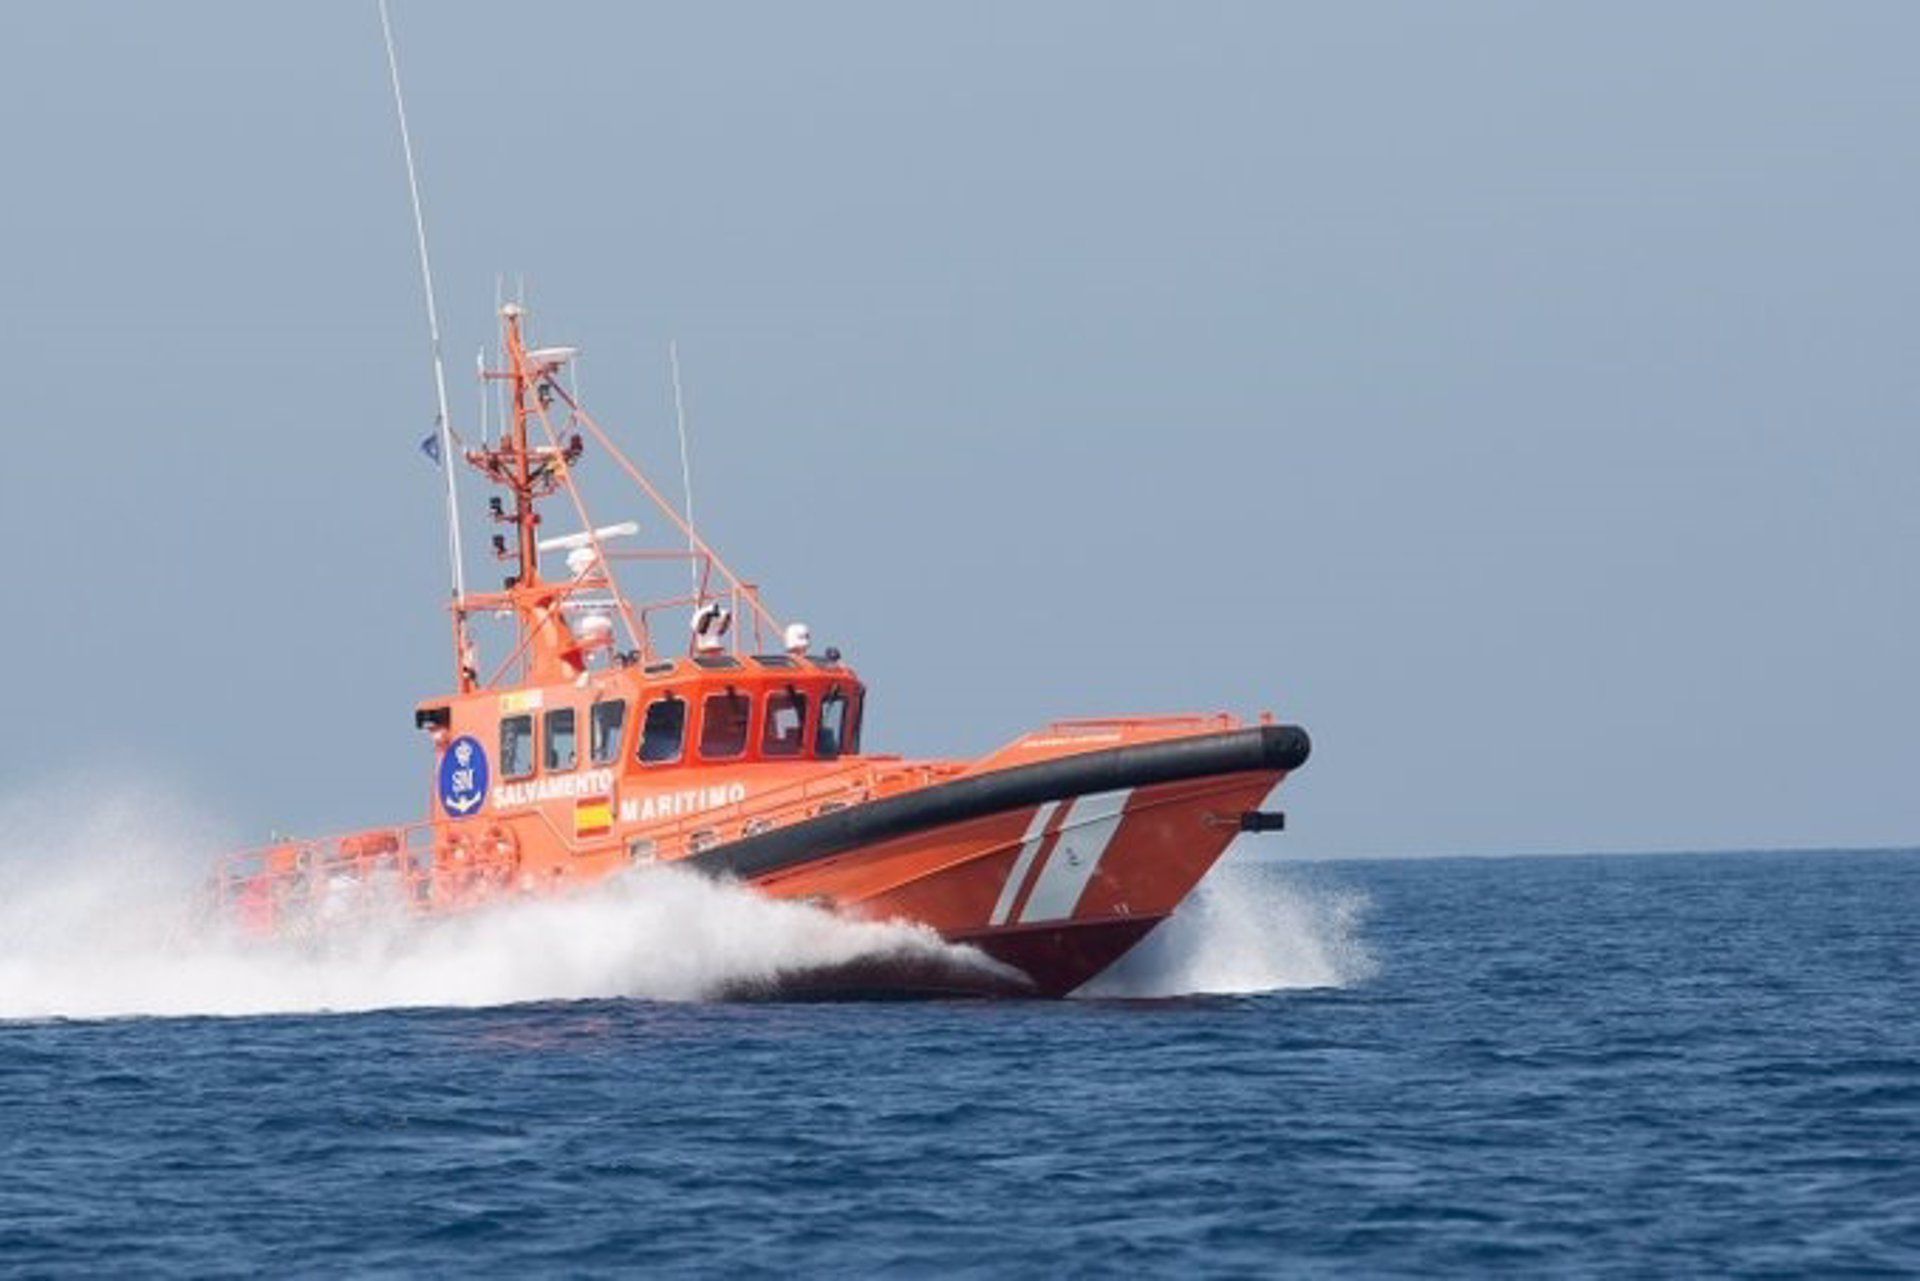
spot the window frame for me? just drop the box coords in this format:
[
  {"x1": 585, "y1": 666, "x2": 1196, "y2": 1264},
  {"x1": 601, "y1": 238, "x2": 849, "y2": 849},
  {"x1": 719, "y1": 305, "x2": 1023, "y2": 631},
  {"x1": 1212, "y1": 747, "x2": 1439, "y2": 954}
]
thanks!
[
  {"x1": 760, "y1": 686, "x2": 810, "y2": 758},
  {"x1": 637, "y1": 693, "x2": 688, "y2": 767},
  {"x1": 588, "y1": 698, "x2": 629, "y2": 767},
  {"x1": 699, "y1": 689, "x2": 754, "y2": 761},
  {"x1": 843, "y1": 688, "x2": 864, "y2": 756},
  {"x1": 543, "y1": 706, "x2": 579, "y2": 774},
  {"x1": 817, "y1": 687, "x2": 848, "y2": 761},
  {"x1": 500, "y1": 713, "x2": 537, "y2": 780}
]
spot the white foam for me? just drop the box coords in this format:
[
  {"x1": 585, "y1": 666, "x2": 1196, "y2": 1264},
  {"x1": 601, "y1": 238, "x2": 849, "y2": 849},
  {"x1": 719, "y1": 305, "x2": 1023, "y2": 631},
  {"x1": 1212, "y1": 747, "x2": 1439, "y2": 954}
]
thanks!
[
  {"x1": 1076, "y1": 856, "x2": 1376, "y2": 997},
  {"x1": 0, "y1": 787, "x2": 1002, "y2": 1022}
]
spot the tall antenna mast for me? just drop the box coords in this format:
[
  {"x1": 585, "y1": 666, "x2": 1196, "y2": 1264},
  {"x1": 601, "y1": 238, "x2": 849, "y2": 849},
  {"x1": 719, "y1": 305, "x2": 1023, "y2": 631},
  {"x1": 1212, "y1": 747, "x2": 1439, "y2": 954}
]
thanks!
[
  {"x1": 379, "y1": 0, "x2": 467, "y2": 608},
  {"x1": 669, "y1": 339, "x2": 700, "y2": 600}
]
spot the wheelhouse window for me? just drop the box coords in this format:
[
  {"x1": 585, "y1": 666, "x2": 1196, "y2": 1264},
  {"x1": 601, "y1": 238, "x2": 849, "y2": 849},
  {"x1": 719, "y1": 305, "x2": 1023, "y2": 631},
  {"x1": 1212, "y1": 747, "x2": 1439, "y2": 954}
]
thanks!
[
  {"x1": 638, "y1": 695, "x2": 686, "y2": 765},
  {"x1": 500, "y1": 714, "x2": 535, "y2": 779},
  {"x1": 544, "y1": 708, "x2": 577, "y2": 773},
  {"x1": 844, "y1": 690, "x2": 864, "y2": 755},
  {"x1": 589, "y1": 700, "x2": 628, "y2": 766},
  {"x1": 700, "y1": 691, "x2": 752, "y2": 759},
  {"x1": 762, "y1": 688, "x2": 809, "y2": 757},
  {"x1": 818, "y1": 689, "x2": 849, "y2": 760}
]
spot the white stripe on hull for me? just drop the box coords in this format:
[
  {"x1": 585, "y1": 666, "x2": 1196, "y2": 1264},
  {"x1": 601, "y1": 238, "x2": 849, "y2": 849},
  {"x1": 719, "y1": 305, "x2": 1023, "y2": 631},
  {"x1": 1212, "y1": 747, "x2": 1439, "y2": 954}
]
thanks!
[
  {"x1": 989, "y1": 800, "x2": 1062, "y2": 926},
  {"x1": 1018, "y1": 788, "x2": 1133, "y2": 924}
]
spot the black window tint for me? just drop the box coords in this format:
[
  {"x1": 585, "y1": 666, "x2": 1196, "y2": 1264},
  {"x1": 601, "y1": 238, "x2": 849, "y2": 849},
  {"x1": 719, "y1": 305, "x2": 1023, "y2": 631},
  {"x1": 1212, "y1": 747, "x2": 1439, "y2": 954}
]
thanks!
[
  {"x1": 700, "y1": 692, "x2": 752, "y2": 759},
  {"x1": 501, "y1": 714, "x2": 535, "y2": 779},
  {"x1": 817, "y1": 690, "x2": 847, "y2": 760},
  {"x1": 544, "y1": 708, "x2": 577, "y2": 772},
  {"x1": 589, "y1": 700, "x2": 627, "y2": 766},
  {"x1": 762, "y1": 689, "x2": 809, "y2": 757},
  {"x1": 639, "y1": 696, "x2": 686, "y2": 764},
  {"x1": 844, "y1": 690, "x2": 863, "y2": 755}
]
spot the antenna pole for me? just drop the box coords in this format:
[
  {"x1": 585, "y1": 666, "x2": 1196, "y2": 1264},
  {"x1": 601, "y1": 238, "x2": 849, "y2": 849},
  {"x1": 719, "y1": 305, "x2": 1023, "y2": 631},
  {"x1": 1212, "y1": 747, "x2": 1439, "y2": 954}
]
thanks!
[
  {"x1": 476, "y1": 347, "x2": 488, "y2": 444},
  {"x1": 669, "y1": 339, "x2": 700, "y2": 600},
  {"x1": 379, "y1": 0, "x2": 468, "y2": 616}
]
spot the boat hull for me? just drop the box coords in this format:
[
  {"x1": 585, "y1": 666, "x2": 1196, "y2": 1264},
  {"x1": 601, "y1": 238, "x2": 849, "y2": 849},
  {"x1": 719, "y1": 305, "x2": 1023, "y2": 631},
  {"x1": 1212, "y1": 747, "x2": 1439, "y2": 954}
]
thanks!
[
  {"x1": 693, "y1": 725, "x2": 1308, "y2": 995},
  {"x1": 210, "y1": 725, "x2": 1308, "y2": 999}
]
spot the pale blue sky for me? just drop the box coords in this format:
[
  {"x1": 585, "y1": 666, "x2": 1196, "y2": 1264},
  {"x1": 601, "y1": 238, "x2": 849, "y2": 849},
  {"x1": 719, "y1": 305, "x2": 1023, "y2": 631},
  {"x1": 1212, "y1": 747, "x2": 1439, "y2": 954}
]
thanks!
[{"x1": 1, "y1": 2, "x2": 1914, "y2": 856}]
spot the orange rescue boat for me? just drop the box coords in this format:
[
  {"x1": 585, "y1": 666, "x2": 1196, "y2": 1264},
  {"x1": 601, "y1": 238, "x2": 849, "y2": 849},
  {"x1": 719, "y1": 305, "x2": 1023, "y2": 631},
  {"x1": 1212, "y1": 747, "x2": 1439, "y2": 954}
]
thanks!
[{"x1": 208, "y1": 303, "x2": 1310, "y2": 996}]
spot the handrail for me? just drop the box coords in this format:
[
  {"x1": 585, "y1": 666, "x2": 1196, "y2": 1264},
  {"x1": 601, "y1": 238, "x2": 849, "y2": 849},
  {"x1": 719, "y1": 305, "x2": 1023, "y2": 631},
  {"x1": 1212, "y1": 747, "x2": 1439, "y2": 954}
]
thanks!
[
  {"x1": 215, "y1": 713, "x2": 1230, "y2": 886},
  {"x1": 1041, "y1": 713, "x2": 1240, "y2": 733},
  {"x1": 205, "y1": 821, "x2": 445, "y2": 936},
  {"x1": 206, "y1": 763, "x2": 872, "y2": 932},
  {"x1": 204, "y1": 713, "x2": 1242, "y2": 936}
]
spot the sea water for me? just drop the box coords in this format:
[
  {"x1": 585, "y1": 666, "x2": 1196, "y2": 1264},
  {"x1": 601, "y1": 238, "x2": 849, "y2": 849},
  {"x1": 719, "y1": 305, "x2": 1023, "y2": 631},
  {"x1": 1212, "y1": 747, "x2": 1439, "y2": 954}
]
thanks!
[{"x1": 0, "y1": 814, "x2": 1914, "y2": 1275}]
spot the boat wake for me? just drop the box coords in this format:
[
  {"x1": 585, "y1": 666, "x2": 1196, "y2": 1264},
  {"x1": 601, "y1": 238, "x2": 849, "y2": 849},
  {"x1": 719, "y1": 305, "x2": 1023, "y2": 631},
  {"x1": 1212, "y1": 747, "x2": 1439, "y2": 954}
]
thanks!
[
  {"x1": 0, "y1": 788, "x2": 1011, "y2": 1022},
  {"x1": 0, "y1": 790, "x2": 1368, "y2": 1021},
  {"x1": 1077, "y1": 858, "x2": 1376, "y2": 998}
]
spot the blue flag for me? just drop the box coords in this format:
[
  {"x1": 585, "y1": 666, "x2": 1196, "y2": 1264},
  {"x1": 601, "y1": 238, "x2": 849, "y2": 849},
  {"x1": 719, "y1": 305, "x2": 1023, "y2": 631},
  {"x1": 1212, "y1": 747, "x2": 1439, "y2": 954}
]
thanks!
[{"x1": 420, "y1": 432, "x2": 442, "y2": 466}]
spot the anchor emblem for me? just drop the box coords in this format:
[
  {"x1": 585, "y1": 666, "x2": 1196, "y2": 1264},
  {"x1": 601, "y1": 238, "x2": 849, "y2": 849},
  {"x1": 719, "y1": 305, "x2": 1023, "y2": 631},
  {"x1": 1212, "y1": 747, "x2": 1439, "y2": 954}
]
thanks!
[{"x1": 437, "y1": 735, "x2": 491, "y2": 818}]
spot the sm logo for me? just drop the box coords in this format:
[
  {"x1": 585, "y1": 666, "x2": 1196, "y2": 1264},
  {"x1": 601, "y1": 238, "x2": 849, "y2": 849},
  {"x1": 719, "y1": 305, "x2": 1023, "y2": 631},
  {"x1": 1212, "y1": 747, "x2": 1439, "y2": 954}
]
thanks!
[{"x1": 438, "y1": 735, "x2": 491, "y2": 817}]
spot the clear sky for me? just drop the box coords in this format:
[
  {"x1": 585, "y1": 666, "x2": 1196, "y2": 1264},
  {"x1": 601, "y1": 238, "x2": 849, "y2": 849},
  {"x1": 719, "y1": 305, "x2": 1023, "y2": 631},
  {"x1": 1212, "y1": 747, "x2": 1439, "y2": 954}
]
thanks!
[{"x1": 0, "y1": 2, "x2": 1914, "y2": 857}]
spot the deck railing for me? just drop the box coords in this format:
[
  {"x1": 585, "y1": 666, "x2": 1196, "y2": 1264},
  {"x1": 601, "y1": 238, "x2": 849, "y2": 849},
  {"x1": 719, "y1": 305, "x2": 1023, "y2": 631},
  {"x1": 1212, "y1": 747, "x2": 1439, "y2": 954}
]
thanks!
[
  {"x1": 206, "y1": 714, "x2": 1224, "y2": 934},
  {"x1": 203, "y1": 757, "x2": 963, "y2": 933}
]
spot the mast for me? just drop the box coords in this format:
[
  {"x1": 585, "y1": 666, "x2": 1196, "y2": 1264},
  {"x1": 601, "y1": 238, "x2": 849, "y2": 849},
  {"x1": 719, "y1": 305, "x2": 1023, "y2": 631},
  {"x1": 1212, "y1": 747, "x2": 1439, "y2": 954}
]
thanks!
[
  {"x1": 372, "y1": 11, "x2": 787, "y2": 694},
  {"x1": 503, "y1": 304, "x2": 541, "y2": 591},
  {"x1": 453, "y1": 302, "x2": 789, "y2": 688},
  {"x1": 460, "y1": 304, "x2": 610, "y2": 685},
  {"x1": 378, "y1": 0, "x2": 472, "y2": 689}
]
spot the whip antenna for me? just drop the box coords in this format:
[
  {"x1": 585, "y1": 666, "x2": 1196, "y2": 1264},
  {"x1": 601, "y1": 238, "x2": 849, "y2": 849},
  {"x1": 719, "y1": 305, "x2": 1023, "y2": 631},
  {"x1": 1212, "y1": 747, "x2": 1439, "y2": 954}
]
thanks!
[
  {"x1": 669, "y1": 339, "x2": 700, "y2": 600},
  {"x1": 378, "y1": 0, "x2": 467, "y2": 604}
]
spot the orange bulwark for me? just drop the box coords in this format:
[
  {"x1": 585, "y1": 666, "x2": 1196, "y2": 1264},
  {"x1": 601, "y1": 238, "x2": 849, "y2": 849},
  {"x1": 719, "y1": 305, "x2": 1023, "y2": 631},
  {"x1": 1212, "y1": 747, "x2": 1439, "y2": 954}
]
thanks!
[{"x1": 206, "y1": 304, "x2": 1310, "y2": 997}]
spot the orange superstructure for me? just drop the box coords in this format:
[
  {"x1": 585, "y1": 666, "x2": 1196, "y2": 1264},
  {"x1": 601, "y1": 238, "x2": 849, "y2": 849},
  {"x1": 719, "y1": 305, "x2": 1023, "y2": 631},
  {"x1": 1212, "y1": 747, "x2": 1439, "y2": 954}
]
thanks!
[{"x1": 207, "y1": 304, "x2": 1310, "y2": 996}]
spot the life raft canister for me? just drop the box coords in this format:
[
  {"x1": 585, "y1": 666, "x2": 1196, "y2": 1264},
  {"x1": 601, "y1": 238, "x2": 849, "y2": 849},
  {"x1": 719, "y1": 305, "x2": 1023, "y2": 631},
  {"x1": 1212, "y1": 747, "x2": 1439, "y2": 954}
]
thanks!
[{"x1": 482, "y1": 822, "x2": 520, "y2": 870}]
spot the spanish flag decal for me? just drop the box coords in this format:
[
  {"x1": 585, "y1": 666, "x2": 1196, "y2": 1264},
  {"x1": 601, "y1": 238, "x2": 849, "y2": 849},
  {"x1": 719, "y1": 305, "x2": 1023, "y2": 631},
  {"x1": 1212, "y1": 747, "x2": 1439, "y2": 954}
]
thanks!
[{"x1": 575, "y1": 796, "x2": 614, "y2": 839}]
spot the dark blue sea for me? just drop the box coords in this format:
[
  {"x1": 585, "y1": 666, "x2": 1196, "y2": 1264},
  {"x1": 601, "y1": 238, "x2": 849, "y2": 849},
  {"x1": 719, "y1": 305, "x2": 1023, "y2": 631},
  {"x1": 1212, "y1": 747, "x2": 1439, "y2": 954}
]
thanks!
[{"x1": 3, "y1": 849, "x2": 1917, "y2": 1277}]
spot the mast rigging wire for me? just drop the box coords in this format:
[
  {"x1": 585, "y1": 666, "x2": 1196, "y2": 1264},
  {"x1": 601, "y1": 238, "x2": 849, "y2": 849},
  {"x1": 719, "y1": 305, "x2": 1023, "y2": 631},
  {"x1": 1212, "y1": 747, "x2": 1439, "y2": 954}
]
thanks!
[{"x1": 669, "y1": 340, "x2": 700, "y2": 601}]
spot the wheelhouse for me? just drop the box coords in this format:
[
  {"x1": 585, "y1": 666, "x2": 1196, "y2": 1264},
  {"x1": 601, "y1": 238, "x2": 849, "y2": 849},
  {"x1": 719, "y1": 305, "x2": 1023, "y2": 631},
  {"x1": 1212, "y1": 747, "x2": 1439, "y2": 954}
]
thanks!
[
  {"x1": 416, "y1": 652, "x2": 866, "y2": 790},
  {"x1": 627, "y1": 656, "x2": 864, "y2": 769},
  {"x1": 397, "y1": 302, "x2": 882, "y2": 846}
]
